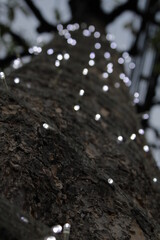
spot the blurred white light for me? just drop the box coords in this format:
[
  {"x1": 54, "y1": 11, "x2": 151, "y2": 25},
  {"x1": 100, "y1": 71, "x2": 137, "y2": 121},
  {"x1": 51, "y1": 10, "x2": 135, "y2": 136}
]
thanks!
[
  {"x1": 88, "y1": 25, "x2": 95, "y2": 32},
  {"x1": 123, "y1": 76, "x2": 129, "y2": 83},
  {"x1": 95, "y1": 43, "x2": 101, "y2": 49},
  {"x1": 47, "y1": 49, "x2": 54, "y2": 55},
  {"x1": 104, "y1": 52, "x2": 111, "y2": 59},
  {"x1": 102, "y1": 72, "x2": 109, "y2": 79},
  {"x1": 89, "y1": 60, "x2": 95, "y2": 66},
  {"x1": 83, "y1": 29, "x2": 91, "y2": 37},
  {"x1": 130, "y1": 133, "x2": 136, "y2": 140},
  {"x1": 14, "y1": 77, "x2": 20, "y2": 84},
  {"x1": 138, "y1": 129, "x2": 145, "y2": 135},
  {"x1": 153, "y1": 178, "x2": 157, "y2": 183},
  {"x1": 0, "y1": 72, "x2": 5, "y2": 79},
  {"x1": 74, "y1": 105, "x2": 80, "y2": 111},
  {"x1": 57, "y1": 54, "x2": 63, "y2": 61},
  {"x1": 110, "y1": 42, "x2": 117, "y2": 49},
  {"x1": 67, "y1": 38, "x2": 77, "y2": 46},
  {"x1": 123, "y1": 77, "x2": 131, "y2": 87},
  {"x1": 90, "y1": 52, "x2": 95, "y2": 59},
  {"x1": 13, "y1": 58, "x2": 22, "y2": 69},
  {"x1": 79, "y1": 89, "x2": 85, "y2": 96},
  {"x1": 107, "y1": 68, "x2": 113, "y2": 74},
  {"x1": 117, "y1": 136, "x2": 123, "y2": 142},
  {"x1": 102, "y1": 85, "x2": 109, "y2": 92},
  {"x1": 44, "y1": 237, "x2": 56, "y2": 240},
  {"x1": 43, "y1": 123, "x2": 49, "y2": 129},
  {"x1": 118, "y1": 58, "x2": 124, "y2": 64},
  {"x1": 125, "y1": 79, "x2": 132, "y2": 87},
  {"x1": 30, "y1": 46, "x2": 42, "y2": 55},
  {"x1": 108, "y1": 178, "x2": 114, "y2": 184},
  {"x1": 95, "y1": 114, "x2": 101, "y2": 121},
  {"x1": 64, "y1": 223, "x2": 71, "y2": 229},
  {"x1": 122, "y1": 52, "x2": 129, "y2": 59},
  {"x1": 64, "y1": 53, "x2": 70, "y2": 60},
  {"x1": 20, "y1": 216, "x2": 29, "y2": 223},
  {"x1": 129, "y1": 62, "x2": 136, "y2": 69},
  {"x1": 143, "y1": 145, "x2": 149, "y2": 152},
  {"x1": 74, "y1": 23, "x2": 80, "y2": 30},
  {"x1": 64, "y1": 32, "x2": 71, "y2": 39},
  {"x1": 94, "y1": 31, "x2": 100, "y2": 38},
  {"x1": 82, "y1": 68, "x2": 88, "y2": 75},
  {"x1": 67, "y1": 24, "x2": 76, "y2": 31},
  {"x1": 72, "y1": 39, "x2": 77, "y2": 46},
  {"x1": 142, "y1": 113, "x2": 149, "y2": 120},
  {"x1": 107, "y1": 63, "x2": 113, "y2": 68},
  {"x1": 134, "y1": 92, "x2": 139, "y2": 98},
  {"x1": 57, "y1": 24, "x2": 63, "y2": 31},
  {"x1": 55, "y1": 60, "x2": 60, "y2": 67},
  {"x1": 106, "y1": 33, "x2": 114, "y2": 41},
  {"x1": 133, "y1": 98, "x2": 139, "y2": 104},
  {"x1": 52, "y1": 225, "x2": 62, "y2": 234},
  {"x1": 119, "y1": 73, "x2": 125, "y2": 80}
]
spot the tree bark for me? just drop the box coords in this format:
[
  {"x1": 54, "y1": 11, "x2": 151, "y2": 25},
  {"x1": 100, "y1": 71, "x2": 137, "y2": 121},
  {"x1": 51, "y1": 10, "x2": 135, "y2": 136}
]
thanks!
[{"x1": 0, "y1": 26, "x2": 160, "y2": 240}]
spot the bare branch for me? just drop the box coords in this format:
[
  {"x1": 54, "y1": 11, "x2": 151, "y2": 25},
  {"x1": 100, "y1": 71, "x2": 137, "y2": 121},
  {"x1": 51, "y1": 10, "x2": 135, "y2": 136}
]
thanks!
[
  {"x1": 69, "y1": 0, "x2": 139, "y2": 25},
  {"x1": 0, "y1": 23, "x2": 29, "y2": 49},
  {"x1": 23, "y1": 0, "x2": 57, "y2": 33}
]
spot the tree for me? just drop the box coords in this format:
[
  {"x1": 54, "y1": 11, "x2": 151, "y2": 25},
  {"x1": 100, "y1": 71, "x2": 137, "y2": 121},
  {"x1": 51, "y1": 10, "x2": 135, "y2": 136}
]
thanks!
[
  {"x1": 1, "y1": 0, "x2": 160, "y2": 120},
  {"x1": 0, "y1": 1, "x2": 160, "y2": 239}
]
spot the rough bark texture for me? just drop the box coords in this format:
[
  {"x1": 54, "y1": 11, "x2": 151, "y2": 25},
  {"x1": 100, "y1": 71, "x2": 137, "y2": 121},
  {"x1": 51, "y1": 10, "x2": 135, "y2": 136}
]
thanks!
[{"x1": 0, "y1": 27, "x2": 160, "y2": 240}]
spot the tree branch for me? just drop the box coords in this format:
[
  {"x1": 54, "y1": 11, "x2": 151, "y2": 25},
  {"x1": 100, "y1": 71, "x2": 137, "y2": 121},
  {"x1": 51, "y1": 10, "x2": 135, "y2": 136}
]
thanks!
[
  {"x1": 0, "y1": 23, "x2": 29, "y2": 49},
  {"x1": 147, "y1": 125, "x2": 160, "y2": 138},
  {"x1": 69, "y1": 0, "x2": 139, "y2": 25},
  {"x1": 23, "y1": 0, "x2": 57, "y2": 33},
  {"x1": 103, "y1": 0, "x2": 139, "y2": 24}
]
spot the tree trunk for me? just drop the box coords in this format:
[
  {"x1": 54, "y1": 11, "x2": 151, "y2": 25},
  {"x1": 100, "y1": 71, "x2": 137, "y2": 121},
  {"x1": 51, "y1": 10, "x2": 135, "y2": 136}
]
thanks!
[{"x1": 0, "y1": 25, "x2": 160, "y2": 240}]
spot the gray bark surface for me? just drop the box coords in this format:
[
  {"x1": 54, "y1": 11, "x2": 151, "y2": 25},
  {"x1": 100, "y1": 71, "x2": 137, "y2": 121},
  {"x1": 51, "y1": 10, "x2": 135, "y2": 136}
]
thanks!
[{"x1": 0, "y1": 27, "x2": 160, "y2": 240}]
